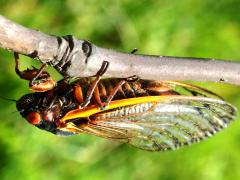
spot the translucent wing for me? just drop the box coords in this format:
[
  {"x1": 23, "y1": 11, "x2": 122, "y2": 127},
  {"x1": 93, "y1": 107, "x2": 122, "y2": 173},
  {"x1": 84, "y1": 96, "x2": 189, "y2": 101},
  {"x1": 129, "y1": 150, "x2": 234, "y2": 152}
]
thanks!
[
  {"x1": 70, "y1": 95, "x2": 236, "y2": 151},
  {"x1": 141, "y1": 80, "x2": 223, "y2": 99}
]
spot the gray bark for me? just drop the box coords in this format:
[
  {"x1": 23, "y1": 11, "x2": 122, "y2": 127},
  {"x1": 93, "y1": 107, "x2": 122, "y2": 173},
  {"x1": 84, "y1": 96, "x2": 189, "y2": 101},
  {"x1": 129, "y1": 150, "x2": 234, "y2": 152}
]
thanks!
[{"x1": 0, "y1": 15, "x2": 240, "y2": 85}]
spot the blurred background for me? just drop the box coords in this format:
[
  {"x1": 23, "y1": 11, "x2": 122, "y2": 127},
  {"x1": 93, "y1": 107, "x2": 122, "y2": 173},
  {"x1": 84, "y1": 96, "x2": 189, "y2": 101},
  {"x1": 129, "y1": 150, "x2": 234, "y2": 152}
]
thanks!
[{"x1": 0, "y1": 0, "x2": 240, "y2": 180}]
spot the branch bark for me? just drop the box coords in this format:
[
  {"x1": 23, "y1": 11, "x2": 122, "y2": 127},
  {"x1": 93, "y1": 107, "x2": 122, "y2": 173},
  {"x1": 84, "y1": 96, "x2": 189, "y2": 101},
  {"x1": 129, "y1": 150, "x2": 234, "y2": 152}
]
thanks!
[{"x1": 0, "y1": 15, "x2": 240, "y2": 85}]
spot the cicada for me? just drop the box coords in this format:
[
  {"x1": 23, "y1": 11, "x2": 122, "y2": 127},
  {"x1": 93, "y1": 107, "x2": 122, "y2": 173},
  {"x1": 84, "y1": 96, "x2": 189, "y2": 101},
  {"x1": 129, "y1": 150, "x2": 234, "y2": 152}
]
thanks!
[{"x1": 15, "y1": 53, "x2": 237, "y2": 151}]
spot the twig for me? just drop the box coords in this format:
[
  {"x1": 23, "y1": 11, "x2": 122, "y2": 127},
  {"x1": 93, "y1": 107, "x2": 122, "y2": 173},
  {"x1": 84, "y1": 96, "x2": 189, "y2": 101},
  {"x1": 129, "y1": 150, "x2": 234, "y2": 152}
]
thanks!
[{"x1": 0, "y1": 15, "x2": 240, "y2": 85}]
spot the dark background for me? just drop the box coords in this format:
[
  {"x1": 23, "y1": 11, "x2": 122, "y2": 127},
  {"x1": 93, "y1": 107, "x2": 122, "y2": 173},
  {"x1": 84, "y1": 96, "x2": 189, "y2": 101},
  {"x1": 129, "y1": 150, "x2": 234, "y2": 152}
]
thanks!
[{"x1": 0, "y1": 0, "x2": 240, "y2": 180}]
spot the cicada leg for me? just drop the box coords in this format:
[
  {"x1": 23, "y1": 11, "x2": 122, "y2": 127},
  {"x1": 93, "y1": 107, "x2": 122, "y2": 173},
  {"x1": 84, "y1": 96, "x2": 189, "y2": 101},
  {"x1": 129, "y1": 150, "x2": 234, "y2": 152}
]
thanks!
[
  {"x1": 130, "y1": 48, "x2": 138, "y2": 54},
  {"x1": 93, "y1": 75, "x2": 139, "y2": 110},
  {"x1": 28, "y1": 64, "x2": 47, "y2": 87},
  {"x1": 14, "y1": 52, "x2": 55, "y2": 92},
  {"x1": 80, "y1": 61, "x2": 109, "y2": 108},
  {"x1": 78, "y1": 48, "x2": 138, "y2": 109}
]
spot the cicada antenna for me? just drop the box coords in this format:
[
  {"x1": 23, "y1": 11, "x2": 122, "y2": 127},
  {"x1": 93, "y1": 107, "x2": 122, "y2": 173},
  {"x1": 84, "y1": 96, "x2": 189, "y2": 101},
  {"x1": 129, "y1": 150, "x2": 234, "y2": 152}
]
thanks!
[{"x1": 0, "y1": 96, "x2": 17, "y2": 102}]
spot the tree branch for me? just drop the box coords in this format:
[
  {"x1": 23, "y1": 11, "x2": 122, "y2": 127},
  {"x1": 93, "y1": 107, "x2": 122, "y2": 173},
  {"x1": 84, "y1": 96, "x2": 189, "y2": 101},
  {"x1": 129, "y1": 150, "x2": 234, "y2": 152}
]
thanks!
[{"x1": 1, "y1": 15, "x2": 240, "y2": 85}]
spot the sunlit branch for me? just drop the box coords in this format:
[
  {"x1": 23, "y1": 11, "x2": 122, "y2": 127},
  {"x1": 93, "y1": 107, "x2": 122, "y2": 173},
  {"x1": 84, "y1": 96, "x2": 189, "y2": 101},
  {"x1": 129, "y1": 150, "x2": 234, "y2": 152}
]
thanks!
[{"x1": 0, "y1": 15, "x2": 240, "y2": 85}]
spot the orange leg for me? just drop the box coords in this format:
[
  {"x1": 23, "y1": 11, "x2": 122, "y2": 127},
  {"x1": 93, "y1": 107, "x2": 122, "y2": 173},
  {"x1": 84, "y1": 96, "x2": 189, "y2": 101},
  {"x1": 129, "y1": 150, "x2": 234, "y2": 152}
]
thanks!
[
  {"x1": 74, "y1": 47, "x2": 138, "y2": 109},
  {"x1": 14, "y1": 52, "x2": 55, "y2": 92},
  {"x1": 93, "y1": 75, "x2": 139, "y2": 110},
  {"x1": 14, "y1": 52, "x2": 48, "y2": 80},
  {"x1": 29, "y1": 64, "x2": 47, "y2": 87},
  {"x1": 80, "y1": 61, "x2": 109, "y2": 108},
  {"x1": 74, "y1": 83, "x2": 84, "y2": 105}
]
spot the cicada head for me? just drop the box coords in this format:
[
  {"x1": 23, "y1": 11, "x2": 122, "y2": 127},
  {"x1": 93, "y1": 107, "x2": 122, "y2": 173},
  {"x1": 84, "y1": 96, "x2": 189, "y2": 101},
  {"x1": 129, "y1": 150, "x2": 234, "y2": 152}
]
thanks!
[{"x1": 16, "y1": 93, "x2": 59, "y2": 134}]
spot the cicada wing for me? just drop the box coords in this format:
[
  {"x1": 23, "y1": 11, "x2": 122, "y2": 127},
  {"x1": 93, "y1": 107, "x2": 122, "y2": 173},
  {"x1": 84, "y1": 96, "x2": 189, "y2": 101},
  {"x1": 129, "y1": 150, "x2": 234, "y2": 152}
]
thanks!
[
  {"x1": 77, "y1": 123, "x2": 129, "y2": 142},
  {"x1": 56, "y1": 120, "x2": 129, "y2": 142},
  {"x1": 83, "y1": 96, "x2": 236, "y2": 151},
  {"x1": 142, "y1": 80, "x2": 223, "y2": 99}
]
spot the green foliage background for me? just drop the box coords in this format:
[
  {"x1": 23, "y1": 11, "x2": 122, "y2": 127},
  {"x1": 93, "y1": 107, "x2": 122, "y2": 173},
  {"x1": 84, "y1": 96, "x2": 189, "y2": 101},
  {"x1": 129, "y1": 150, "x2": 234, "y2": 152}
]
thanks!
[{"x1": 0, "y1": 1, "x2": 240, "y2": 180}]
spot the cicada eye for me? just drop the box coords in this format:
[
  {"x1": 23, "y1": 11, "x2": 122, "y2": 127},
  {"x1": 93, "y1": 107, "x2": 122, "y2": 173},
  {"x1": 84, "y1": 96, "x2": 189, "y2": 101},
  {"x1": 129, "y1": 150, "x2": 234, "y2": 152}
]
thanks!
[{"x1": 26, "y1": 112, "x2": 41, "y2": 125}]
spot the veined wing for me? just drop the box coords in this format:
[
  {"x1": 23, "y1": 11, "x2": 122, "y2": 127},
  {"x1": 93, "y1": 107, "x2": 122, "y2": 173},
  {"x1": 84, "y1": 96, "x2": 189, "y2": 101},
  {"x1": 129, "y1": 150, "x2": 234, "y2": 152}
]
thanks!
[
  {"x1": 141, "y1": 80, "x2": 223, "y2": 99},
  {"x1": 163, "y1": 81, "x2": 223, "y2": 99},
  {"x1": 68, "y1": 95, "x2": 236, "y2": 151}
]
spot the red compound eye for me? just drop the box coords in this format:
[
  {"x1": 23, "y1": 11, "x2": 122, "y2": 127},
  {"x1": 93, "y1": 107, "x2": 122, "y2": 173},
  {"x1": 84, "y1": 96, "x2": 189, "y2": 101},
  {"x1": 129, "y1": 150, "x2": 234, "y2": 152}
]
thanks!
[{"x1": 26, "y1": 112, "x2": 41, "y2": 125}]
